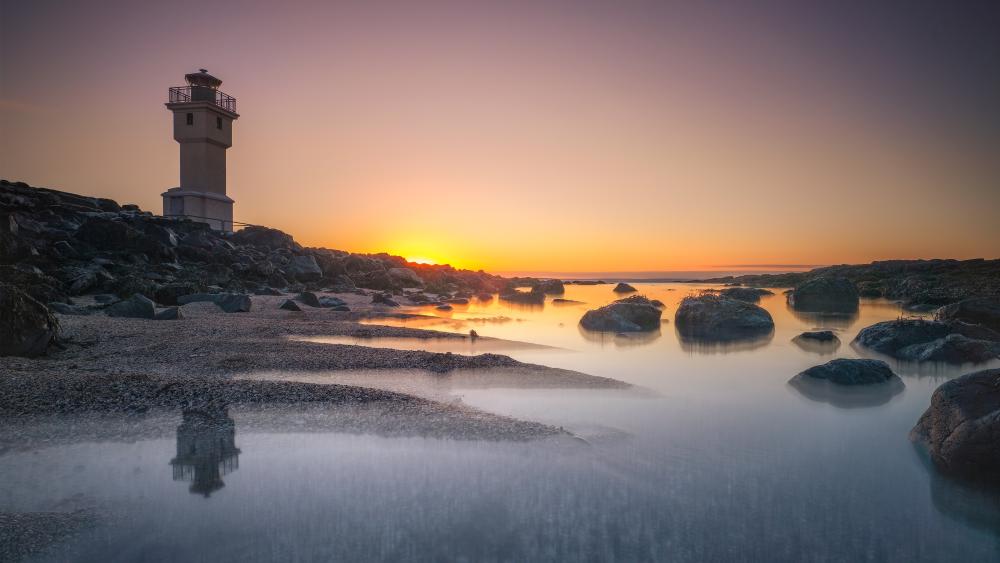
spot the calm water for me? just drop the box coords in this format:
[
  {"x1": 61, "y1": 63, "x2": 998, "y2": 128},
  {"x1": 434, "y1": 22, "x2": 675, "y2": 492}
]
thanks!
[{"x1": 3, "y1": 283, "x2": 1000, "y2": 562}]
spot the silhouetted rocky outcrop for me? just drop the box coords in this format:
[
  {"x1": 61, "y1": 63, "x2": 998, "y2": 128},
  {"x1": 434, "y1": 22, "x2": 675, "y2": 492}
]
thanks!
[
  {"x1": 0, "y1": 180, "x2": 506, "y2": 310},
  {"x1": 703, "y1": 260, "x2": 1000, "y2": 310}
]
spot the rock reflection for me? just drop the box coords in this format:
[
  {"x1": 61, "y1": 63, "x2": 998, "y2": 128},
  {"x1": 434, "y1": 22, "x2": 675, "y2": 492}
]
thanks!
[
  {"x1": 923, "y1": 453, "x2": 1000, "y2": 536},
  {"x1": 791, "y1": 334, "x2": 842, "y2": 355},
  {"x1": 676, "y1": 329, "x2": 774, "y2": 354},
  {"x1": 577, "y1": 325, "x2": 662, "y2": 347},
  {"x1": 170, "y1": 406, "x2": 241, "y2": 497},
  {"x1": 787, "y1": 377, "x2": 904, "y2": 409},
  {"x1": 786, "y1": 306, "x2": 860, "y2": 330}
]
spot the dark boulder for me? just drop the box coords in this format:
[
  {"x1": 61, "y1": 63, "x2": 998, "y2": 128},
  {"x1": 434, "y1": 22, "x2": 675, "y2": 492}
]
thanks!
[
  {"x1": 536, "y1": 279, "x2": 565, "y2": 294},
  {"x1": 788, "y1": 277, "x2": 859, "y2": 313},
  {"x1": 674, "y1": 294, "x2": 774, "y2": 339},
  {"x1": 788, "y1": 358, "x2": 904, "y2": 408},
  {"x1": 388, "y1": 267, "x2": 424, "y2": 288},
  {"x1": 154, "y1": 282, "x2": 204, "y2": 306},
  {"x1": 105, "y1": 293, "x2": 156, "y2": 319},
  {"x1": 436, "y1": 304, "x2": 453, "y2": 311},
  {"x1": 937, "y1": 298, "x2": 1000, "y2": 332},
  {"x1": 0, "y1": 284, "x2": 59, "y2": 357},
  {"x1": 284, "y1": 255, "x2": 323, "y2": 282},
  {"x1": 296, "y1": 291, "x2": 322, "y2": 307},
  {"x1": 911, "y1": 369, "x2": 1000, "y2": 480},
  {"x1": 177, "y1": 293, "x2": 252, "y2": 313},
  {"x1": 792, "y1": 358, "x2": 897, "y2": 386},
  {"x1": 719, "y1": 287, "x2": 773, "y2": 303},
  {"x1": 499, "y1": 286, "x2": 546, "y2": 305},
  {"x1": 853, "y1": 319, "x2": 1000, "y2": 364},
  {"x1": 279, "y1": 299, "x2": 302, "y2": 311},
  {"x1": 580, "y1": 295, "x2": 662, "y2": 332},
  {"x1": 796, "y1": 330, "x2": 839, "y2": 343},
  {"x1": 613, "y1": 282, "x2": 637, "y2": 293}
]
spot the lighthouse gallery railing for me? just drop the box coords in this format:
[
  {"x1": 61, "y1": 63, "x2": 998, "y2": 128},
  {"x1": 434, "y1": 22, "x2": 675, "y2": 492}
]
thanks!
[{"x1": 168, "y1": 86, "x2": 237, "y2": 113}]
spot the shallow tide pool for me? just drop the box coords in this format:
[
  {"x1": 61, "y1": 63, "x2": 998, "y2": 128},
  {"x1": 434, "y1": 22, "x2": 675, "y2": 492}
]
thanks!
[{"x1": 3, "y1": 283, "x2": 999, "y2": 562}]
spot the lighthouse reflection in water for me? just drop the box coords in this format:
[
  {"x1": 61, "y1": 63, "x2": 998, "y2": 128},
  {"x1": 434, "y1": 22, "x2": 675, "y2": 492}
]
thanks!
[{"x1": 170, "y1": 406, "x2": 241, "y2": 497}]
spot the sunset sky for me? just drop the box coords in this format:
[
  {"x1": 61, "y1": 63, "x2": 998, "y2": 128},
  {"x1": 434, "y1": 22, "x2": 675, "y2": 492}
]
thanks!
[{"x1": 2, "y1": 1, "x2": 998, "y2": 273}]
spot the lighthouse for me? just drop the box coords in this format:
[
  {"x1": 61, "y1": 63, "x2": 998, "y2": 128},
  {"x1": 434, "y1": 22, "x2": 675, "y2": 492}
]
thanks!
[{"x1": 162, "y1": 70, "x2": 239, "y2": 231}]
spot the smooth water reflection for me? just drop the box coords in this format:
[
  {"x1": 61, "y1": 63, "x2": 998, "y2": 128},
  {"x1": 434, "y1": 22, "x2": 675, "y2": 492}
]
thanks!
[{"x1": 3, "y1": 283, "x2": 1000, "y2": 562}]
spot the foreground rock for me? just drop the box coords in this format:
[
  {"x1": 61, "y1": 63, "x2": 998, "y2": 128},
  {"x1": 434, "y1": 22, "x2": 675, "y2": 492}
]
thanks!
[
  {"x1": 853, "y1": 319, "x2": 1000, "y2": 364},
  {"x1": 613, "y1": 282, "x2": 637, "y2": 293},
  {"x1": 0, "y1": 284, "x2": 58, "y2": 357},
  {"x1": 937, "y1": 297, "x2": 1000, "y2": 332},
  {"x1": 177, "y1": 293, "x2": 252, "y2": 313},
  {"x1": 719, "y1": 287, "x2": 773, "y2": 303},
  {"x1": 787, "y1": 276, "x2": 859, "y2": 312},
  {"x1": 674, "y1": 294, "x2": 774, "y2": 339},
  {"x1": 911, "y1": 369, "x2": 1000, "y2": 480},
  {"x1": 580, "y1": 295, "x2": 662, "y2": 332}
]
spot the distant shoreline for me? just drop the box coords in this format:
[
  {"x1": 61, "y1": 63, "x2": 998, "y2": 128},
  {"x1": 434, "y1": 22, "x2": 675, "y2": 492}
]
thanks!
[{"x1": 496, "y1": 269, "x2": 818, "y2": 282}]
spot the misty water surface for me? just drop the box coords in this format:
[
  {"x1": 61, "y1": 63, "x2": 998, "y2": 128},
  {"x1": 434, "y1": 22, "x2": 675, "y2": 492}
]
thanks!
[{"x1": 3, "y1": 283, "x2": 999, "y2": 562}]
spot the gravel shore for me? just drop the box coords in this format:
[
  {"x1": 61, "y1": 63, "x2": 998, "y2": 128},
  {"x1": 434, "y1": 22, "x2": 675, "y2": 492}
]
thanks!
[{"x1": 0, "y1": 293, "x2": 627, "y2": 434}]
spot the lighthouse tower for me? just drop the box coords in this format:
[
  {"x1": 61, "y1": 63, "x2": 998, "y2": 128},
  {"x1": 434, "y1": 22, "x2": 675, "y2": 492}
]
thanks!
[{"x1": 162, "y1": 70, "x2": 239, "y2": 231}]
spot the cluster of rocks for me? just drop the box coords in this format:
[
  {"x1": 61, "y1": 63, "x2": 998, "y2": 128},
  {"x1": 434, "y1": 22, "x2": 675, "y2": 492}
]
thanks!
[
  {"x1": 579, "y1": 295, "x2": 662, "y2": 333},
  {"x1": 705, "y1": 259, "x2": 1000, "y2": 310},
  {"x1": 853, "y1": 316, "x2": 1000, "y2": 364}
]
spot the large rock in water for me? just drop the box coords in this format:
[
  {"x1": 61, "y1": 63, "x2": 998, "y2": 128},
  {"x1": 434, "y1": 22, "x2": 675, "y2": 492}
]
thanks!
[
  {"x1": 911, "y1": 369, "x2": 1000, "y2": 479},
  {"x1": 853, "y1": 319, "x2": 1000, "y2": 364},
  {"x1": 104, "y1": 294, "x2": 156, "y2": 319},
  {"x1": 674, "y1": 294, "x2": 774, "y2": 339},
  {"x1": 177, "y1": 293, "x2": 252, "y2": 313},
  {"x1": 792, "y1": 358, "x2": 897, "y2": 385},
  {"x1": 580, "y1": 295, "x2": 662, "y2": 332},
  {"x1": 788, "y1": 276, "x2": 859, "y2": 313},
  {"x1": 0, "y1": 284, "x2": 59, "y2": 357},
  {"x1": 937, "y1": 298, "x2": 1000, "y2": 332}
]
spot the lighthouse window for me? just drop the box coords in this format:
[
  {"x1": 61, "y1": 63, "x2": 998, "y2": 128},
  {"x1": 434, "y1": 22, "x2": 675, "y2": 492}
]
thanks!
[
  {"x1": 185, "y1": 113, "x2": 193, "y2": 125},
  {"x1": 216, "y1": 117, "x2": 223, "y2": 130}
]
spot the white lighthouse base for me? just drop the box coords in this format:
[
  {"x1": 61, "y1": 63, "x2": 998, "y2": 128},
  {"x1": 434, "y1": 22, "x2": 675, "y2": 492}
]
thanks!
[{"x1": 162, "y1": 188, "x2": 234, "y2": 232}]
